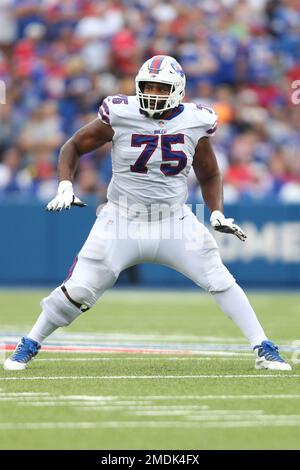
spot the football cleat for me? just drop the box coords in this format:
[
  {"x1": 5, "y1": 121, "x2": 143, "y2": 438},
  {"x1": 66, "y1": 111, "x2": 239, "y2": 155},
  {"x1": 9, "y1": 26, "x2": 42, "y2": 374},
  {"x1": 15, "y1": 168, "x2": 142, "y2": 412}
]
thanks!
[
  {"x1": 3, "y1": 337, "x2": 41, "y2": 371},
  {"x1": 253, "y1": 340, "x2": 291, "y2": 371}
]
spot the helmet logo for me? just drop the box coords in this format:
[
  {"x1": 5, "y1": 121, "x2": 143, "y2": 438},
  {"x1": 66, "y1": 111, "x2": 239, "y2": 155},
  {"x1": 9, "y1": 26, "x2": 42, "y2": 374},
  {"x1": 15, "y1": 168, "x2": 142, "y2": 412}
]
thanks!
[
  {"x1": 148, "y1": 56, "x2": 165, "y2": 74},
  {"x1": 171, "y1": 62, "x2": 185, "y2": 78}
]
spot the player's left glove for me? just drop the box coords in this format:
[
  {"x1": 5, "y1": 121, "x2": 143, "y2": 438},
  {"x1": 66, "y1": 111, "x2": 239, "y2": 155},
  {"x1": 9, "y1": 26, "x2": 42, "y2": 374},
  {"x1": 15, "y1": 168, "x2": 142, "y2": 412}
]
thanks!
[
  {"x1": 46, "y1": 180, "x2": 86, "y2": 211},
  {"x1": 210, "y1": 210, "x2": 247, "y2": 242}
]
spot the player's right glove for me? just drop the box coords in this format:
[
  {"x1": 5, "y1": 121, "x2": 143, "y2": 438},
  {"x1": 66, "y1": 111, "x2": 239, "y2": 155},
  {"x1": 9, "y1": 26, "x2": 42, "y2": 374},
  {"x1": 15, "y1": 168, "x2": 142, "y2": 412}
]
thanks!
[
  {"x1": 210, "y1": 210, "x2": 247, "y2": 242},
  {"x1": 46, "y1": 180, "x2": 86, "y2": 211}
]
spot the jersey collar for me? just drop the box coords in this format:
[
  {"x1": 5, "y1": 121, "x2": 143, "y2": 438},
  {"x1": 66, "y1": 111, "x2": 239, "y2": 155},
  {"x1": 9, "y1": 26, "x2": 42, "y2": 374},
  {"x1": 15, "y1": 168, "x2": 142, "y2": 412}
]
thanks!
[
  {"x1": 161, "y1": 104, "x2": 184, "y2": 120},
  {"x1": 139, "y1": 104, "x2": 184, "y2": 121}
]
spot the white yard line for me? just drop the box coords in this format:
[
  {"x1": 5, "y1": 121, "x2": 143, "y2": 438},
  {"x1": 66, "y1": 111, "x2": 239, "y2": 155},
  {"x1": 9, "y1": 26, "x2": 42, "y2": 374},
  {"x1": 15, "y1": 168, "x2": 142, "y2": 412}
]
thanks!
[
  {"x1": 0, "y1": 419, "x2": 300, "y2": 430},
  {"x1": 2, "y1": 331, "x2": 294, "y2": 346},
  {"x1": 129, "y1": 410, "x2": 264, "y2": 417},
  {"x1": 1, "y1": 393, "x2": 300, "y2": 404},
  {"x1": 36, "y1": 350, "x2": 254, "y2": 356},
  {"x1": 0, "y1": 347, "x2": 256, "y2": 356},
  {"x1": 117, "y1": 394, "x2": 300, "y2": 400},
  {"x1": 0, "y1": 374, "x2": 298, "y2": 381},
  {"x1": 0, "y1": 392, "x2": 50, "y2": 396},
  {"x1": 51, "y1": 333, "x2": 245, "y2": 343},
  {"x1": 35, "y1": 357, "x2": 251, "y2": 362},
  {"x1": 2, "y1": 393, "x2": 300, "y2": 400},
  {"x1": 1, "y1": 333, "x2": 246, "y2": 343},
  {"x1": 198, "y1": 420, "x2": 300, "y2": 428}
]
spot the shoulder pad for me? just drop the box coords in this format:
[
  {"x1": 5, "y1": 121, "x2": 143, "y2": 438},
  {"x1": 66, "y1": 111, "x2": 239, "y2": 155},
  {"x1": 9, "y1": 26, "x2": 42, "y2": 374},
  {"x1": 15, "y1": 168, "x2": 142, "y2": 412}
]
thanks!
[
  {"x1": 98, "y1": 97, "x2": 111, "y2": 125},
  {"x1": 193, "y1": 103, "x2": 218, "y2": 135}
]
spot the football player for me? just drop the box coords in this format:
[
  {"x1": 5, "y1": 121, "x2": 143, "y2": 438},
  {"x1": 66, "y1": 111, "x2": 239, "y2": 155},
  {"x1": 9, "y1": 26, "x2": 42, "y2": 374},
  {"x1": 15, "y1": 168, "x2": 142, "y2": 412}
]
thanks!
[{"x1": 4, "y1": 56, "x2": 291, "y2": 371}]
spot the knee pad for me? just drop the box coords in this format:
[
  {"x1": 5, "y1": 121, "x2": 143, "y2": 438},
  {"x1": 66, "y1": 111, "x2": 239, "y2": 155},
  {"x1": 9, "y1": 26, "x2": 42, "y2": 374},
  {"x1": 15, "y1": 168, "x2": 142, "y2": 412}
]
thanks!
[
  {"x1": 64, "y1": 278, "x2": 99, "y2": 308},
  {"x1": 41, "y1": 282, "x2": 98, "y2": 327},
  {"x1": 196, "y1": 250, "x2": 235, "y2": 293},
  {"x1": 206, "y1": 264, "x2": 235, "y2": 293}
]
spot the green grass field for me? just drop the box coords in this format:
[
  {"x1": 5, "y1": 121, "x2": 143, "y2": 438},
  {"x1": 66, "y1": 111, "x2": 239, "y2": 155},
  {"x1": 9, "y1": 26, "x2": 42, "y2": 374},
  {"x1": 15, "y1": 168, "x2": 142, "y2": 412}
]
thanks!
[{"x1": 0, "y1": 289, "x2": 300, "y2": 450}]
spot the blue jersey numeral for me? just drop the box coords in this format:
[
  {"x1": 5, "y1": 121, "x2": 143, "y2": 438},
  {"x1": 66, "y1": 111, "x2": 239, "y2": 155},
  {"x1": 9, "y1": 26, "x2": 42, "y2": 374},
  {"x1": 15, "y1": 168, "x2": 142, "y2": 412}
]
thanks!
[
  {"x1": 112, "y1": 95, "x2": 129, "y2": 105},
  {"x1": 130, "y1": 135, "x2": 158, "y2": 174},
  {"x1": 130, "y1": 134, "x2": 187, "y2": 176}
]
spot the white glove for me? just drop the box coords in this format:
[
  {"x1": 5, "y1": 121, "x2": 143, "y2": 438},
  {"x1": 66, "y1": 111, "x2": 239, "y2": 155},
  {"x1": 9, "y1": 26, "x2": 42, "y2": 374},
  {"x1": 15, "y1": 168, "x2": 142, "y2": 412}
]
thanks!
[
  {"x1": 210, "y1": 210, "x2": 247, "y2": 242},
  {"x1": 46, "y1": 180, "x2": 86, "y2": 211}
]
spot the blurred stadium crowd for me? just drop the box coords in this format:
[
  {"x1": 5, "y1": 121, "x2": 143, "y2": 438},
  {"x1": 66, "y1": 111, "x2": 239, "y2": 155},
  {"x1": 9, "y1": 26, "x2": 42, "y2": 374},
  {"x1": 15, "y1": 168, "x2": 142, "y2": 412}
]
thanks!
[{"x1": 0, "y1": 0, "x2": 300, "y2": 203}]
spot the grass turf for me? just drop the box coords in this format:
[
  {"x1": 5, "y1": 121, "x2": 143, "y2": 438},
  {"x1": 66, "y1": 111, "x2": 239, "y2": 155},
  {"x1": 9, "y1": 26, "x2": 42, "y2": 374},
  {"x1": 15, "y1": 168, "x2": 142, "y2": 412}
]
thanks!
[{"x1": 0, "y1": 289, "x2": 299, "y2": 450}]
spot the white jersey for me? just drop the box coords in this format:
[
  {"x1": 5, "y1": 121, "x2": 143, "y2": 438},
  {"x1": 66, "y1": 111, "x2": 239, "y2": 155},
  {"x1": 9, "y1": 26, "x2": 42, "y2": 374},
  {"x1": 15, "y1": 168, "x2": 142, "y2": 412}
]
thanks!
[{"x1": 98, "y1": 95, "x2": 217, "y2": 211}]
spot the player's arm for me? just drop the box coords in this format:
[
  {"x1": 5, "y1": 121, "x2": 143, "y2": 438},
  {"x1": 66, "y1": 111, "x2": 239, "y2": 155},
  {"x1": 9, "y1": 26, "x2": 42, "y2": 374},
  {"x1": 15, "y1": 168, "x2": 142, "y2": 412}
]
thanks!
[
  {"x1": 193, "y1": 136, "x2": 223, "y2": 214},
  {"x1": 193, "y1": 136, "x2": 246, "y2": 241},
  {"x1": 47, "y1": 119, "x2": 114, "y2": 211}
]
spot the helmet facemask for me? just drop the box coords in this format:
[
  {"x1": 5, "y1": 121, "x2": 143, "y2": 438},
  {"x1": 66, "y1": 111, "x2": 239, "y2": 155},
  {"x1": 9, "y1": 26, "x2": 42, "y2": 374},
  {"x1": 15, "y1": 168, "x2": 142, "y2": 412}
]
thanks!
[{"x1": 137, "y1": 81, "x2": 176, "y2": 118}]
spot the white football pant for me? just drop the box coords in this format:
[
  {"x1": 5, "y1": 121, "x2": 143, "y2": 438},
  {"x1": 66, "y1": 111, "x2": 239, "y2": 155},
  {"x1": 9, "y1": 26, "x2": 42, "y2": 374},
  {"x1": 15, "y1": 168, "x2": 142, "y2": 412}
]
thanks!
[{"x1": 65, "y1": 202, "x2": 234, "y2": 303}]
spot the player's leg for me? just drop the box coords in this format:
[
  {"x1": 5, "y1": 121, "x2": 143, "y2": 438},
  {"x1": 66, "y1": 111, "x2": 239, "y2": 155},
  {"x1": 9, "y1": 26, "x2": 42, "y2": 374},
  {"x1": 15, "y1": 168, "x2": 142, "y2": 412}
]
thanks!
[
  {"x1": 3, "y1": 251, "x2": 117, "y2": 371},
  {"x1": 155, "y1": 206, "x2": 291, "y2": 370},
  {"x1": 211, "y1": 284, "x2": 291, "y2": 370},
  {"x1": 4, "y1": 203, "x2": 139, "y2": 370}
]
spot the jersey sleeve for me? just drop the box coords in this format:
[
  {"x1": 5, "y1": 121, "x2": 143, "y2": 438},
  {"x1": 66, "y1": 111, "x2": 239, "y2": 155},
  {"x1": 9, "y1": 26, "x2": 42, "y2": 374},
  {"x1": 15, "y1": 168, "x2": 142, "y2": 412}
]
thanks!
[
  {"x1": 194, "y1": 103, "x2": 218, "y2": 137},
  {"x1": 205, "y1": 117, "x2": 218, "y2": 136},
  {"x1": 98, "y1": 97, "x2": 112, "y2": 126}
]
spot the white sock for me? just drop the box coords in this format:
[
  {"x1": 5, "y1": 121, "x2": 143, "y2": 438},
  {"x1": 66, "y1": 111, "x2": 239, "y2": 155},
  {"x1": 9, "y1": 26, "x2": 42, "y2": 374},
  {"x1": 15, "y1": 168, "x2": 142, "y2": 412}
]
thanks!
[
  {"x1": 212, "y1": 283, "x2": 267, "y2": 348},
  {"x1": 27, "y1": 312, "x2": 59, "y2": 344}
]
